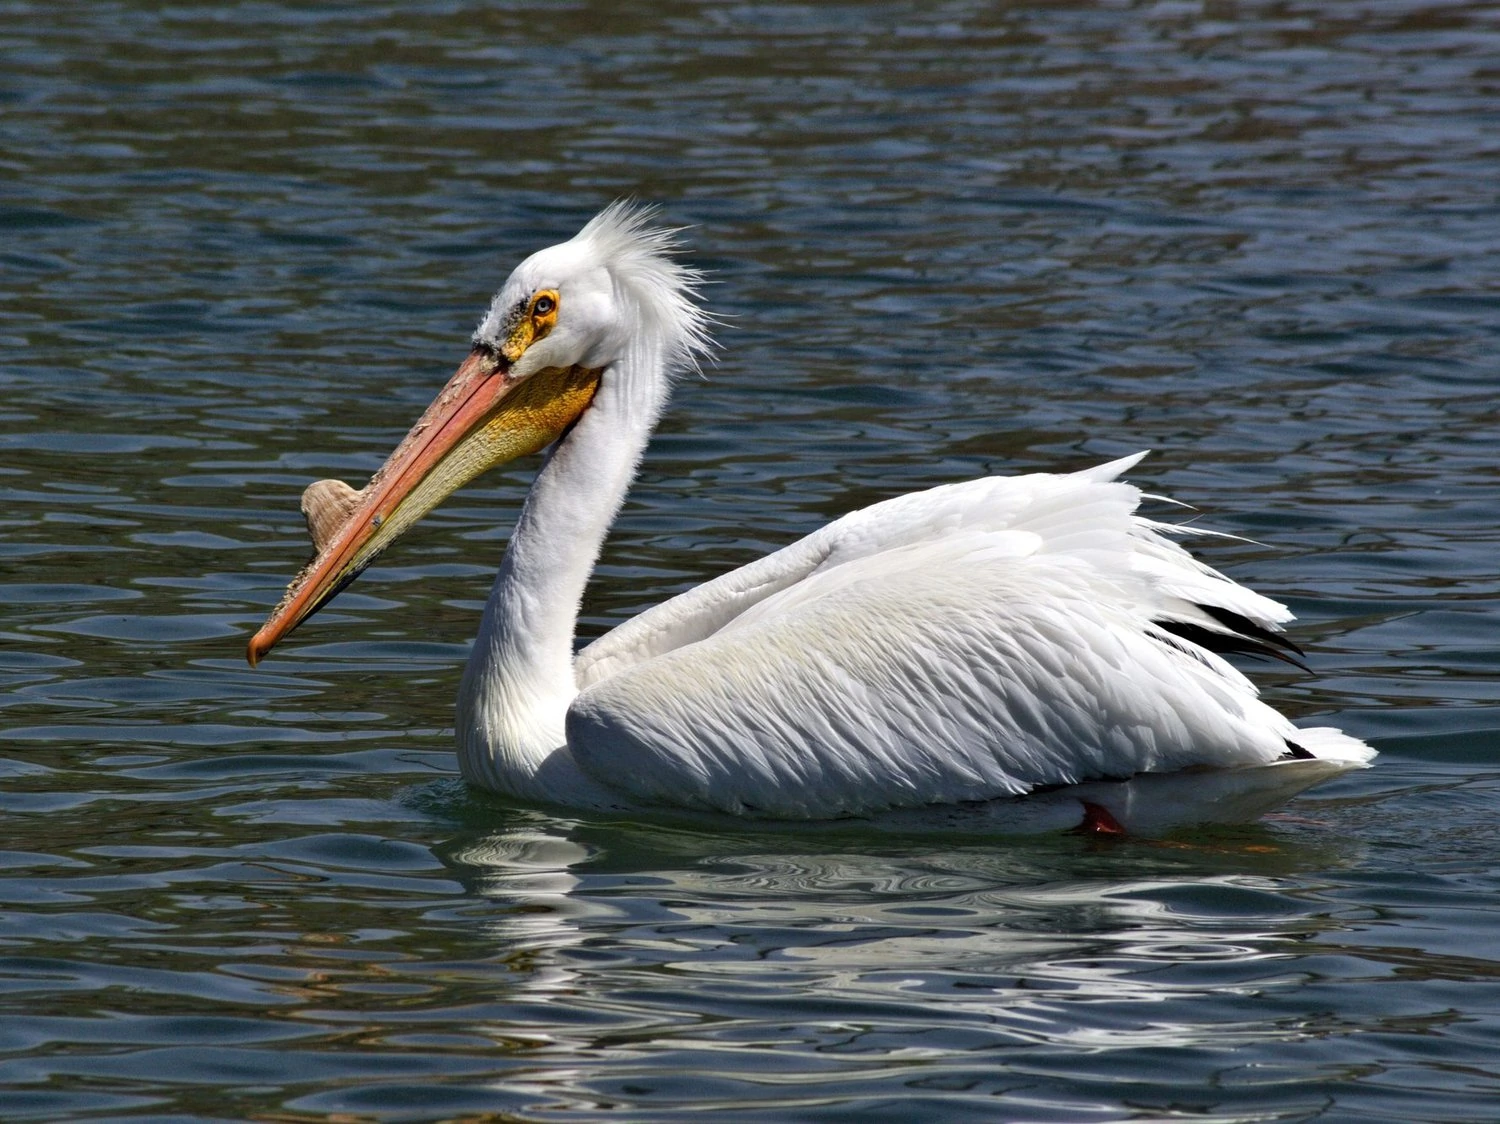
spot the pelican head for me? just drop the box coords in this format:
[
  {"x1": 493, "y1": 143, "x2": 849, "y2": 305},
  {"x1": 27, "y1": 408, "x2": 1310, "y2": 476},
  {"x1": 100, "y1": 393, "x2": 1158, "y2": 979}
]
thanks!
[{"x1": 247, "y1": 202, "x2": 710, "y2": 666}]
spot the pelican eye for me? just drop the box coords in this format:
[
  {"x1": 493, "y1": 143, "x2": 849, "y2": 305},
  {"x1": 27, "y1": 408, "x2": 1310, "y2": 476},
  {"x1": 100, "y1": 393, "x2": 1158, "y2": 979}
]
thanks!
[{"x1": 532, "y1": 293, "x2": 556, "y2": 317}]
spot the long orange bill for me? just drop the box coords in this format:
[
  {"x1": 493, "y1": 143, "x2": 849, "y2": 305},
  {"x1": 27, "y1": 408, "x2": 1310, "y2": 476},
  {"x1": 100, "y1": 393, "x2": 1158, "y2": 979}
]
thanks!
[{"x1": 247, "y1": 348, "x2": 602, "y2": 666}]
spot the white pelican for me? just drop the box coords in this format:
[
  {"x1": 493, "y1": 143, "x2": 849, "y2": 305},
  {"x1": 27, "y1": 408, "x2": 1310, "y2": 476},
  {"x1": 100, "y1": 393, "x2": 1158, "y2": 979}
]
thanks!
[{"x1": 248, "y1": 203, "x2": 1374, "y2": 833}]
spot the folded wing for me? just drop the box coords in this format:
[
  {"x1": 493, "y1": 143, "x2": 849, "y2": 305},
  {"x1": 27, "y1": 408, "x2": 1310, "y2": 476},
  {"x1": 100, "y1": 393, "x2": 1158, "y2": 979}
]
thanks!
[{"x1": 567, "y1": 455, "x2": 1337, "y2": 818}]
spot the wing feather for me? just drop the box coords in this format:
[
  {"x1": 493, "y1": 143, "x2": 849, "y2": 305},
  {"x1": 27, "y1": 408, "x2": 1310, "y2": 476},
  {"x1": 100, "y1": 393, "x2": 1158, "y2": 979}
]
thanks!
[
  {"x1": 576, "y1": 453, "x2": 1158, "y2": 686},
  {"x1": 565, "y1": 454, "x2": 1346, "y2": 819}
]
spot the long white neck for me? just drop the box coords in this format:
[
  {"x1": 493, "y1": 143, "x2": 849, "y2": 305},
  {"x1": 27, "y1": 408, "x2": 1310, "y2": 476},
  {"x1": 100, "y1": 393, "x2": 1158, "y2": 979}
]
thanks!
[{"x1": 456, "y1": 347, "x2": 667, "y2": 802}]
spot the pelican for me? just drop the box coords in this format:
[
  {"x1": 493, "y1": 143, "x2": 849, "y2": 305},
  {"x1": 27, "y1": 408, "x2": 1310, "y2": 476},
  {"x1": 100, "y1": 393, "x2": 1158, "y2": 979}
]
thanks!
[{"x1": 248, "y1": 203, "x2": 1374, "y2": 832}]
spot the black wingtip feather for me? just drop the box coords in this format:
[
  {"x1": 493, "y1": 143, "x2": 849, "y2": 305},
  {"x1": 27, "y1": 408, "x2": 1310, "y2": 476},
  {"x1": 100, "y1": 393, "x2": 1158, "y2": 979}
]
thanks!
[
  {"x1": 1280, "y1": 738, "x2": 1317, "y2": 761},
  {"x1": 1153, "y1": 604, "x2": 1311, "y2": 672},
  {"x1": 1196, "y1": 603, "x2": 1305, "y2": 657}
]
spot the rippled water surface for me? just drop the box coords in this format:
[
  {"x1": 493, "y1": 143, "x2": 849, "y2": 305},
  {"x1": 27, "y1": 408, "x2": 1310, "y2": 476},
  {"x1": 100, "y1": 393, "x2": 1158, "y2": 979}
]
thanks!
[{"x1": 4, "y1": 1, "x2": 1500, "y2": 1118}]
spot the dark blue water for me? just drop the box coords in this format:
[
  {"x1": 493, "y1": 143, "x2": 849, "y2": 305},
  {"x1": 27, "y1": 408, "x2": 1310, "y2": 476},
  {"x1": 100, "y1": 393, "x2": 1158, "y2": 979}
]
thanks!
[{"x1": 3, "y1": 1, "x2": 1500, "y2": 1118}]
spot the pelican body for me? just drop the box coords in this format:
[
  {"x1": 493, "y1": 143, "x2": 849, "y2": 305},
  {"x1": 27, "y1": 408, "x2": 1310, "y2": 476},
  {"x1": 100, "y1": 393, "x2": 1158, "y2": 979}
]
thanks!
[{"x1": 249, "y1": 205, "x2": 1373, "y2": 832}]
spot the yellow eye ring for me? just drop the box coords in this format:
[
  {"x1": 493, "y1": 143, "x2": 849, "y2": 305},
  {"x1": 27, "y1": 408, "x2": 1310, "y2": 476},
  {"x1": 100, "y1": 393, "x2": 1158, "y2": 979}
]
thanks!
[{"x1": 533, "y1": 294, "x2": 556, "y2": 317}]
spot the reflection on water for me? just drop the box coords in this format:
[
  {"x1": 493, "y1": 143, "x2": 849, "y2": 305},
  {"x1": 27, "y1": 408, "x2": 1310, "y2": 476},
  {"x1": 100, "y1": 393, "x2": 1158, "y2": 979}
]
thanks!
[
  {"x1": 4, "y1": 0, "x2": 1500, "y2": 1118},
  {"x1": 438, "y1": 817, "x2": 1416, "y2": 1116}
]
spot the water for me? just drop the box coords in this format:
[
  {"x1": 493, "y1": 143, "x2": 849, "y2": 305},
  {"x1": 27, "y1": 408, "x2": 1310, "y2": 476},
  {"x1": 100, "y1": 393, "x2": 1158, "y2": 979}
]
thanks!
[{"x1": 3, "y1": 0, "x2": 1500, "y2": 1118}]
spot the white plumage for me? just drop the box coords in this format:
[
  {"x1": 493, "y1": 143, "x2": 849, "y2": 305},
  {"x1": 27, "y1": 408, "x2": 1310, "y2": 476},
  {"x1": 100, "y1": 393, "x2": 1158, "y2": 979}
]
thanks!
[{"x1": 251, "y1": 203, "x2": 1374, "y2": 831}]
